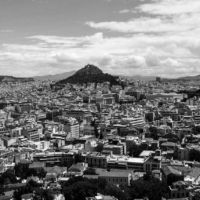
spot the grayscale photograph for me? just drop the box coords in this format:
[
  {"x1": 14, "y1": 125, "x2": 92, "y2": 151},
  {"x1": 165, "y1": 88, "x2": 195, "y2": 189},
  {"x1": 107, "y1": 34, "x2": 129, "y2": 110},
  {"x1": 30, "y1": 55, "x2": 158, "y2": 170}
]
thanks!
[{"x1": 0, "y1": 0, "x2": 199, "y2": 200}]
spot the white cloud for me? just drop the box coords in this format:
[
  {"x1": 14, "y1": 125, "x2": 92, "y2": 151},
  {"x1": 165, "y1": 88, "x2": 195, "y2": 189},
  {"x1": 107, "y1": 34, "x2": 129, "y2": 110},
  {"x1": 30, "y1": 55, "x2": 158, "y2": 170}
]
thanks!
[
  {"x1": 136, "y1": 0, "x2": 200, "y2": 15},
  {"x1": 1, "y1": 31, "x2": 200, "y2": 77},
  {"x1": 86, "y1": 13, "x2": 200, "y2": 33},
  {"x1": 119, "y1": 9, "x2": 131, "y2": 14}
]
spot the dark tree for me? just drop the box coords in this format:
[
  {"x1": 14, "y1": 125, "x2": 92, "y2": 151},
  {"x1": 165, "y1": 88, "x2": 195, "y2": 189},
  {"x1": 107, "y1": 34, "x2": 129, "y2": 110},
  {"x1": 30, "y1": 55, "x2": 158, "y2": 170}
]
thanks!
[
  {"x1": 63, "y1": 181, "x2": 98, "y2": 200},
  {"x1": 149, "y1": 126, "x2": 158, "y2": 139},
  {"x1": 129, "y1": 143, "x2": 145, "y2": 157},
  {"x1": 0, "y1": 171, "x2": 18, "y2": 185},
  {"x1": 129, "y1": 177, "x2": 169, "y2": 200},
  {"x1": 95, "y1": 143, "x2": 104, "y2": 153},
  {"x1": 83, "y1": 168, "x2": 97, "y2": 175},
  {"x1": 189, "y1": 149, "x2": 200, "y2": 162},
  {"x1": 167, "y1": 174, "x2": 183, "y2": 186},
  {"x1": 104, "y1": 183, "x2": 129, "y2": 200}
]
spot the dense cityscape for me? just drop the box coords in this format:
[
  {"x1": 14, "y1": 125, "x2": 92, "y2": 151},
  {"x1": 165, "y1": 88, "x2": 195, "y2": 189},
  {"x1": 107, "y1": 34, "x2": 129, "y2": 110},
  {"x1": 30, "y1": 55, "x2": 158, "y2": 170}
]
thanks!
[
  {"x1": 2, "y1": 0, "x2": 200, "y2": 199},
  {"x1": 0, "y1": 64, "x2": 200, "y2": 200}
]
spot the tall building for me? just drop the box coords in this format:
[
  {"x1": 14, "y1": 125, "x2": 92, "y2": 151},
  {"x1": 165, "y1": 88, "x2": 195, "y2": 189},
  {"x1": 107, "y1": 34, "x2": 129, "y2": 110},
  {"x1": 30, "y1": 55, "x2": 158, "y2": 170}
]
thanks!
[
  {"x1": 125, "y1": 91, "x2": 141, "y2": 101},
  {"x1": 156, "y1": 77, "x2": 162, "y2": 83},
  {"x1": 61, "y1": 117, "x2": 80, "y2": 138}
]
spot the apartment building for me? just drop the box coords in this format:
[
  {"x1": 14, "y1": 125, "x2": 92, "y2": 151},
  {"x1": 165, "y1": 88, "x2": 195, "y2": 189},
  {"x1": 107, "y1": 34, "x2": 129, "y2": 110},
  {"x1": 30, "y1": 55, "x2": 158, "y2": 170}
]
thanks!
[
  {"x1": 10, "y1": 127, "x2": 22, "y2": 137},
  {"x1": 21, "y1": 123, "x2": 41, "y2": 142},
  {"x1": 125, "y1": 136, "x2": 139, "y2": 154},
  {"x1": 107, "y1": 155, "x2": 145, "y2": 171},
  {"x1": 63, "y1": 110, "x2": 92, "y2": 123},
  {"x1": 83, "y1": 124, "x2": 95, "y2": 135},
  {"x1": 33, "y1": 151, "x2": 75, "y2": 166},
  {"x1": 85, "y1": 152, "x2": 109, "y2": 168},
  {"x1": 60, "y1": 117, "x2": 80, "y2": 138},
  {"x1": 103, "y1": 144, "x2": 124, "y2": 155},
  {"x1": 16, "y1": 103, "x2": 33, "y2": 113},
  {"x1": 169, "y1": 181, "x2": 194, "y2": 199},
  {"x1": 144, "y1": 156, "x2": 162, "y2": 172},
  {"x1": 122, "y1": 116, "x2": 145, "y2": 129}
]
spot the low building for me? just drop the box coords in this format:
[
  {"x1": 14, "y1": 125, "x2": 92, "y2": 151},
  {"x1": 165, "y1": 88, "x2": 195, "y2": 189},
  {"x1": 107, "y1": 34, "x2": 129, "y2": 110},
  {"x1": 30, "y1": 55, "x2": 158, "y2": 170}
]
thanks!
[
  {"x1": 33, "y1": 151, "x2": 75, "y2": 167},
  {"x1": 169, "y1": 181, "x2": 194, "y2": 199},
  {"x1": 67, "y1": 162, "x2": 88, "y2": 176},
  {"x1": 98, "y1": 171, "x2": 132, "y2": 186}
]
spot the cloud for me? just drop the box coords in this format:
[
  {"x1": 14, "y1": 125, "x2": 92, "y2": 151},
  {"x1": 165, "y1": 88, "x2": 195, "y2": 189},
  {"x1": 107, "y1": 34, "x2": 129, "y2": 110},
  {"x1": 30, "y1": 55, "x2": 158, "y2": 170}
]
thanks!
[
  {"x1": 136, "y1": 0, "x2": 200, "y2": 15},
  {"x1": 86, "y1": 13, "x2": 200, "y2": 33},
  {"x1": 1, "y1": 31, "x2": 200, "y2": 77},
  {"x1": 0, "y1": 30, "x2": 13, "y2": 33},
  {"x1": 119, "y1": 9, "x2": 131, "y2": 14}
]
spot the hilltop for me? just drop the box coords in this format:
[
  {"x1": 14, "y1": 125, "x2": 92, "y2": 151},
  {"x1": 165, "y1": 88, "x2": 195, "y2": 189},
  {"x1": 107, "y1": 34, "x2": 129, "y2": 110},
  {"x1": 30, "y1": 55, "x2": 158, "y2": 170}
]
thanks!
[{"x1": 56, "y1": 64, "x2": 120, "y2": 86}]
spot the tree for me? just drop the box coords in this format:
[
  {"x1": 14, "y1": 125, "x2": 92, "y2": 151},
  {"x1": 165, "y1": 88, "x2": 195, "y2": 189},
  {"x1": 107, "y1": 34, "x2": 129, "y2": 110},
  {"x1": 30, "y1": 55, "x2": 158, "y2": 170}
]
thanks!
[
  {"x1": 98, "y1": 178, "x2": 107, "y2": 190},
  {"x1": 193, "y1": 190, "x2": 200, "y2": 200},
  {"x1": 143, "y1": 172, "x2": 152, "y2": 181},
  {"x1": 83, "y1": 168, "x2": 97, "y2": 175},
  {"x1": 0, "y1": 184, "x2": 4, "y2": 195},
  {"x1": 189, "y1": 149, "x2": 200, "y2": 162},
  {"x1": 129, "y1": 177, "x2": 169, "y2": 200},
  {"x1": 26, "y1": 168, "x2": 46, "y2": 179},
  {"x1": 0, "y1": 171, "x2": 18, "y2": 185},
  {"x1": 129, "y1": 143, "x2": 144, "y2": 157},
  {"x1": 104, "y1": 183, "x2": 129, "y2": 200},
  {"x1": 167, "y1": 174, "x2": 183, "y2": 186},
  {"x1": 95, "y1": 143, "x2": 104, "y2": 153},
  {"x1": 149, "y1": 126, "x2": 158, "y2": 140},
  {"x1": 63, "y1": 181, "x2": 98, "y2": 200}
]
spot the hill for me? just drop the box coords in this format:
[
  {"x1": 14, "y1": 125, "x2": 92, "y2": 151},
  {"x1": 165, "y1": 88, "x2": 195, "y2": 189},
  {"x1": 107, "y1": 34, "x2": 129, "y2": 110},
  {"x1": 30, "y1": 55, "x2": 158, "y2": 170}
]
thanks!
[
  {"x1": 0, "y1": 76, "x2": 34, "y2": 83},
  {"x1": 56, "y1": 64, "x2": 120, "y2": 86},
  {"x1": 33, "y1": 70, "x2": 76, "y2": 81}
]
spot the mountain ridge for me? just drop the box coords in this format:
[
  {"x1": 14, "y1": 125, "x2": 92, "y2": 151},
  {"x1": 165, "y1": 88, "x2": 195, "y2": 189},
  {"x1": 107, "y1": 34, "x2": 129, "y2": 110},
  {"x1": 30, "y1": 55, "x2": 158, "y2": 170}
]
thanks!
[
  {"x1": 29, "y1": 67, "x2": 200, "y2": 82},
  {"x1": 32, "y1": 70, "x2": 76, "y2": 81}
]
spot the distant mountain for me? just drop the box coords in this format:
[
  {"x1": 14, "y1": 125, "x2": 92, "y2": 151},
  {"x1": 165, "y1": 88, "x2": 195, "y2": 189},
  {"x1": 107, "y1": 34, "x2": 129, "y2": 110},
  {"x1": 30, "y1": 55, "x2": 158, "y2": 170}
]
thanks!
[
  {"x1": 56, "y1": 64, "x2": 120, "y2": 86},
  {"x1": 163, "y1": 74, "x2": 200, "y2": 82},
  {"x1": 33, "y1": 70, "x2": 76, "y2": 81},
  {"x1": 0, "y1": 76, "x2": 34, "y2": 83},
  {"x1": 116, "y1": 75, "x2": 157, "y2": 81},
  {"x1": 178, "y1": 74, "x2": 200, "y2": 81}
]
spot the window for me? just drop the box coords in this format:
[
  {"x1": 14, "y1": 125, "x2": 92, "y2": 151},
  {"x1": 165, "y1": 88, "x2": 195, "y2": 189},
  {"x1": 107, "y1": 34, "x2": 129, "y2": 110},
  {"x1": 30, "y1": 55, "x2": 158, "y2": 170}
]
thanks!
[{"x1": 146, "y1": 164, "x2": 150, "y2": 171}]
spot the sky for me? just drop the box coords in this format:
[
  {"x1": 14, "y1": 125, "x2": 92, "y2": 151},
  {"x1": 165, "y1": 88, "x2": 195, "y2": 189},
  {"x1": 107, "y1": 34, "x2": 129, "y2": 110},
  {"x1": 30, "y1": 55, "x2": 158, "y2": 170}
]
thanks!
[{"x1": 0, "y1": 0, "x2": 200, "y2": 78}]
